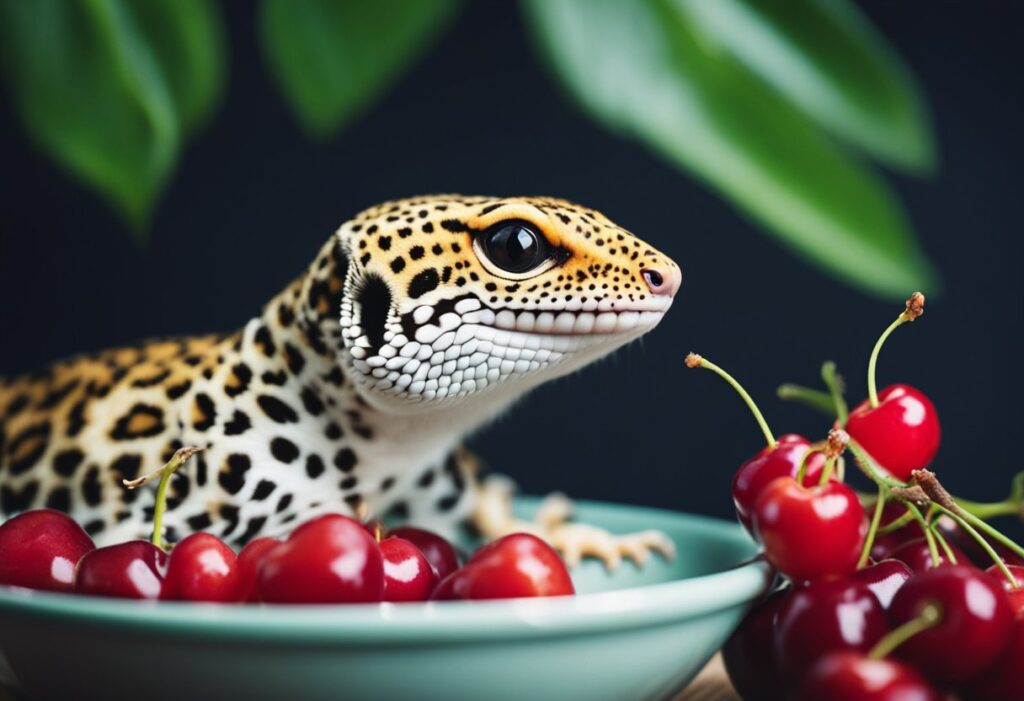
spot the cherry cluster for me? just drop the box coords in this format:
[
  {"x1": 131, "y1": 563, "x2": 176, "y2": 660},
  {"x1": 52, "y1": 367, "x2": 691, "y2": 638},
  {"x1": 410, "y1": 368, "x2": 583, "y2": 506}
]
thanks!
[
  {"x1": 0, "y1": 452, "x2": 574, "y2": 604},
  {"x1": 689, "y1": 293, "x2": 1024, "y2": 701}
]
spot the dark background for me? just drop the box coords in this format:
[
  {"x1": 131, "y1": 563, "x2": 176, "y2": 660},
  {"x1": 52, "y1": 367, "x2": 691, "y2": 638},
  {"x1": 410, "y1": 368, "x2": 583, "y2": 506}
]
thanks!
[{"x1": 1, "y1": 1, "x2": 1022, "y2": 527}]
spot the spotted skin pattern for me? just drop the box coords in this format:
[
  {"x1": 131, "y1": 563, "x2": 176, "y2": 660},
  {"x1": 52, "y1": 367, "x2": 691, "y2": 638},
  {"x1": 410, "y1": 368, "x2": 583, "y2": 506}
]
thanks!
[{"x1": 0, "y1": 196, "x2": 680, "y2": 547}]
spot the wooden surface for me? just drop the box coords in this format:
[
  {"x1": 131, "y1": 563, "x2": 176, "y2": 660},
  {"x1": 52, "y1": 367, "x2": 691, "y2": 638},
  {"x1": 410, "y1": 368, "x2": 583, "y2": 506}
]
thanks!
[{"x1": 676, "y1": 654, "x2": 740, "y2": 701}]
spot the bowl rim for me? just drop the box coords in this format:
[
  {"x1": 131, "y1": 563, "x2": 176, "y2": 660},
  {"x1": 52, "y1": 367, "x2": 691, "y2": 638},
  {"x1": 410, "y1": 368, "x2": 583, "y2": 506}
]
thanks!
[{"x1": 0, "y1": 501, "x2": 772, "y2": 643}]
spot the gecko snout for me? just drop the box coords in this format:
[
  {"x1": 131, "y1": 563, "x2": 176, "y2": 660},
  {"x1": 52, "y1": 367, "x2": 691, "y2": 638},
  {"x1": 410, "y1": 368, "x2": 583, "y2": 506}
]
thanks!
[{"x1": 641, "y1": 265, "x2": 681, "y2": 298}]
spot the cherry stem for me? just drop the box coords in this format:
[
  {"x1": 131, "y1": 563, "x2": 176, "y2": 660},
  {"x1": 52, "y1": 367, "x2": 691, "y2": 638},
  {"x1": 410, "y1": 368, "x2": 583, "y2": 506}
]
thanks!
[
  {"x1": 123, "y1": 446, "x2": 203, "y2": 550},
  {"x1": 858, "y1": 486, "x2": 888, "y2": 569},
  {"x1": 868, "y1": 603, "x2": 941, "y2": 660},
  {"x1": 954, "y1": 508, "x2": 1024, "y2": 568},
  {"x1": 930, "y1": 524, "x2": 958, "y2": 565},
  {"x1": 795, "y1": 447, "x2": 824, "y2": 485},
  {"x1": 847, "y1": 438, "x2": 905, "y2": 491},
  {"x1": 820, "y1": 361, "x2": 849, "y2": 426},
  {"x1": 956, "y1": 472, "x2": 1024, "y2": 522},
  {"x1": 867, "y1": 292, "x2": 925, "y2": 408},
  {"x1": 686, "y1": 353, "x2": 775, "y2": 447},
  {"x1": 776, "y1": 384, "x2": 836, "y2": 418},
  {"x1": 879, "y1": 509, "x2": 915, "y2": 534},
  {"x1": 933, "y1": 503, "x2": 1018, "y2": 586}
]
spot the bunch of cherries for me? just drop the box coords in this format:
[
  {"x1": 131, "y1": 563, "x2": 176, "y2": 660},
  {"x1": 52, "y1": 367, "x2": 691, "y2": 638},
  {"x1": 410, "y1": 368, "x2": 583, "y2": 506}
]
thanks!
[
  {"x1": 0, "y1": 448, "x2": 574, "y2": 604},
  {"x1": 688, "y1": 293, "x2": 1024, "y2": 701}
]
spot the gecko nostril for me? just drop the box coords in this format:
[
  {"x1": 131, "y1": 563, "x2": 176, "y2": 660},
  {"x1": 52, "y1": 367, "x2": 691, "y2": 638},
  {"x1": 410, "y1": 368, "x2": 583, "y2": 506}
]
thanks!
[{"x1": 642, "y1": 269, "x2": 664, "y2": 289}]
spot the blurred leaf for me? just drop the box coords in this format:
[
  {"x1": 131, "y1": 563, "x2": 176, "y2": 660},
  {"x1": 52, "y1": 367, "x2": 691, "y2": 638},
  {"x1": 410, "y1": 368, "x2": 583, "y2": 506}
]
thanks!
[
  {"x1": 522, "y1": 0, "x2": 939, "y2": 299},
  {"x1": 678, "y1": 0, "x2": 935, "y2": 174},
  {"x1": 259, "y1": 0, "x2": 461, "y2": 138},
  {"x1": 0, "y1": 0, "x2": 226, "y2": 237}
]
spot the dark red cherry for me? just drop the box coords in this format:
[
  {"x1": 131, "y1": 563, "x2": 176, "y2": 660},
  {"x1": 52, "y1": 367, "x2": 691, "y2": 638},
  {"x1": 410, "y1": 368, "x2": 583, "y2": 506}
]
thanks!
[
  {"x1": 797, "y1": 652, "x2": 943, "y2": 701},
  {"x1": 888, "y1": 537, "x2": 972, "y2": 573},
  {"x1": 851, "y1": 559, "x2": 912, "y2": 609},
  {"x1": 74, "y1": 540, "x2": 168, "y2": 599},
  {"x1": 432, "y1": 533, "x2": 574, "y2": 600},
  {"x1": 732, "y1": 434, "x2": 826, "y2": 532},
  {"x1": 889, "y1": 565, "x2": 1014, "y2": 684},
  {"x1": 846, "y1": 384, "x2": 940, "y2": 481},
  {"x1": 257, "y1": 514, "x2": 384, "y2": 604},
  {"x1": 968, "y1": 619, "x2": 1024, "y2": 701},
  {"x1": 774, "y1": 578, "x2": 888, "y2": 684},
  {"x1": 722, "y1": 586, "x2": 790, "y2": 701},
  {"x1": 389, "y1": 526, "x2": 461, "y2": 580},
  {"x1": 380, "y1": 536, "x2": 438, "y2": 602},
  {"x1": 753, "y1": 477, "x2": 866, "y2": 581},
  {"x1": 235, "y1": 537, "x2": 280, "y2": 603},
  {"x1": 163, "y1": 533, "x2": 239, "y2": 603},
  {"x1": 986, "y1": 564, "x2": 1024, "y2": 617},
  {"x1": 0, "y1": 509, "x2": 95, "y2": 593},
  {"x1": 992, "y1": 543, "x2": 1024, "y2": 568}
]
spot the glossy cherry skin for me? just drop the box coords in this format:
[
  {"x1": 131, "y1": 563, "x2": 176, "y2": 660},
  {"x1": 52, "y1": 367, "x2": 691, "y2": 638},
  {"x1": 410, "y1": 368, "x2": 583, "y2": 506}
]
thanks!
[
  {"x1": 968, "y1": 620, "x2": 1024, "y2": 701},
  {"x1": 732, "y1": 434, "x2": 827, "y2": 532},
  {"x1": 888, "y1": 537, "x2": 972, "y2": 573},
  {"x1": 722, "y1": 586, "x2": 789, "y2": 701},
  {"x1": 774, "y1": 578, "x2": 888, "y2": 684},
  {"x1": 889, "y1": 565, "x2": 1014, "y2": 684},
  {"x1": 389, "y1": 526, "x2": 461, "y2": 580},
  {"x1": 163, "y1": 533, "x2": 239, "y2": 602},
  {"x1": 235, "y1": 537, "x2": 280, "y2": 603},
  {"x1": 380, "y1": 536, "x2": 438, "y2": 602},
  {"x1": 846, "y1": 384, "x2": 940, "y2": 481},
  {"x1": 797, "y1": 652, "x2": 943, "y2": 701},
  {"x1": 753, "y1": 477, "x2": 866, "y2": 582},
  {"x1": 258, "y1": 514, "x2": 384, "y2": 604},
  {"x1": 986, "y1": 564, "x2": 1024, "y2": 617},
  {"x1": 0, "y1": 509, "x2": 95, "y2": 592},
  {"x1": 432, "y1": 533, "x2": 574, "y2": 600},
  {"x1": 74, "y1": 540, "x2": 168, "y2": 599},
  {"x1": 851, "y1": 559, "x2": 912, "y2": 609}
]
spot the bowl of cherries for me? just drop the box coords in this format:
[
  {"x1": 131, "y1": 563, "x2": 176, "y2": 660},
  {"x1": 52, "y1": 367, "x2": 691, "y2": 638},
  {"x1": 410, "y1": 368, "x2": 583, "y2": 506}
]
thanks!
[
  {"x1": 687, "y1": 293, "x2": 1024, "y2": 701},
  {"x1": 0, "y1": 448, "x2": 769, "y2": 701}
]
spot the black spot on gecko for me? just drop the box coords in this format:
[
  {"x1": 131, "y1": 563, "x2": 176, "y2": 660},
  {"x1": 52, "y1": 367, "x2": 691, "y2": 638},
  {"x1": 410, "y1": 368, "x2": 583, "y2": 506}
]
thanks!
[
  {"x1": 257, "y1": 395, "x2": 299, "y2": 423},
  {"x1": 408, "y1": 268, "x2": 440, "y2": 299}
]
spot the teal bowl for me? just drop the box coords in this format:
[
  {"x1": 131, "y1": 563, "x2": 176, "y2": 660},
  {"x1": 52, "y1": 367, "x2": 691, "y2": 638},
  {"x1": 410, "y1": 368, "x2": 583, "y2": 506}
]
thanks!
[{"x1": 0, "y1": 498, "x2": 769, "y2": 701}]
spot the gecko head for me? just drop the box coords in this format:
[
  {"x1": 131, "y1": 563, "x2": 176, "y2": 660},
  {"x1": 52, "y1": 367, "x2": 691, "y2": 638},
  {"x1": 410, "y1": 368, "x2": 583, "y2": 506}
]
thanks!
[{"x1": 334, "y1": 195, "x2": 681, "y2": 414}]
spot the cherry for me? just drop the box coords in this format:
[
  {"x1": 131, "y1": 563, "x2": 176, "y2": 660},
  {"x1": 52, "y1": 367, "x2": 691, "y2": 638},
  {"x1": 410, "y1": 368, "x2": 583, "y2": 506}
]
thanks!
[
  {"x1": 851, "y1": 559, "x2": 912, "y2": 609},
  {"x1": 797, "y1": 652, "x2": 942, "y2": 701},
  {"x1": 721, "y1": 587, "x2": 789, "y2": 701},
  {"x1": 732, "y1": 435, "x2": 827, "y2": 532},
  {"x1": 986, "y1": 563, "x2": 1024, "y2": 617},
  {"x1": 389, "y1": 526, "x2": 461, "y2": 580},
  {"x1": 967, "y1": 619, "x2": 1024, "y2": 701},
  {"x1": 847, "y1": 385, "x2": 940, "y2": 481},
  {"x1": 432, "y1": 533, "x2": 574, "y2": 600},
  {"x1": 888, "y1": 565, "x2": 1014, "y2": 684},
  {"x1": 888, "y1": 537, "x2": 971, "y2": 573},
  {"x1": 257, "y1": 514, "x2": 384, "y2": 604},
  {"x1": 0, "y1": 509, "x2": 95, "y2": 593},
  {"x1": 380, "y1": 536, "x2": 438, "y2": 602},
  {"x1": 992, "y1": 542, "x2": 1024, "y2": 568},
  {"x1": 235, "y1": 537, "x2": 280, "y2": 603},
  {"x1": 74, "y1": 541, "x2": 168, "y2": 599},
  {"x1": 753, "y1": 476, "x2": 866, "y2": 581},
  {"x1": 163, "y1": 533, "x2": 239, "y2": 603},
  {"x1": 774, "y1": 578, "x2": 888, "y2": 684}
]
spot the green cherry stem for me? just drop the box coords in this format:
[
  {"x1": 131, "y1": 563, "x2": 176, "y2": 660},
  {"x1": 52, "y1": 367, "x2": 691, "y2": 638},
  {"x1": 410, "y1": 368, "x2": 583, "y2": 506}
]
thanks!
[
  {"x1": 879, "y1": 509, "x2": 915, "y2": 535},
  {"x1": 818, "y1": 428, "x2": 849, "y2": 487},
  {"x1": 868, "y1": 603, "x2": 942, "y2": 660},
  {"x1": 930, "y1": 524, "x2": 958, "y2": 565},
  {"x1": 933, "y1": 504, "x2": 1017, "y2": 586},
  {"x1": 858, "y1": 486, "x2": 888, "y2": 569},
  {"x1": 123, "y1": 446, "x2": 203, "y2": 550},
  {"x1": 867, "y1": 292, "x2": 925, "y2": 408},
  {"x1": 956, "y1": 498, "x2": 1021, "y2": 521},
  {"x1": 686, "y1": 353, "x2": 775, "y2": 447},
  {"x1": 776, "y1": 384, "x2": 837, "y2": 418},
  {"x1": 820, "y1": 361, "x2": 849, "y2": 426},
  {"x1": 847, "y1": 438, "x2": 906, "y2": 491}
]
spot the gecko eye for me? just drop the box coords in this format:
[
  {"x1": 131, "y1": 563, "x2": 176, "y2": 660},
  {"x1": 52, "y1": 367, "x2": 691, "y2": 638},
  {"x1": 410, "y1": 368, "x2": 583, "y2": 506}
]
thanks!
[{"x1": 480, "y1": 221, "x2": 549, "y2": 274}]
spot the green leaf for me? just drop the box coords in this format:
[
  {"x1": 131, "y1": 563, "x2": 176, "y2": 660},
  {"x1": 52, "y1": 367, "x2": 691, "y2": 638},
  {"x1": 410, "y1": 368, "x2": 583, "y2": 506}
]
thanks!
[
  {"x1": 678, "y1": 0, "x2": 936, "y2": 174},
  {"x1": 0, "y1": 0, "x2": 226, "y2": 237},
  {"x1": 522, "y1": 0, "x2": 939, "y2": 299},
  {"x1": 259, "y1": 0, "x2": 461, "y2": 139}
]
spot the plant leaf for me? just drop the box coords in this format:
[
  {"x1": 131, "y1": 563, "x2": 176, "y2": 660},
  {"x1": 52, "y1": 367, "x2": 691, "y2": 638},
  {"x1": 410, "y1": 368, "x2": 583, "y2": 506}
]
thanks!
[
  {"x1": 0, "y1": 0, "x2": 226, "y2": 237},
  {"x1": 522, "y1": 0, "x2": 939, "y2": 299},
  {"x1": 259, "y1": 0, "x2": 461, "y2": 139},
  {"x1": 678, "y1": 0, "x2": 935, "y2": 174}
]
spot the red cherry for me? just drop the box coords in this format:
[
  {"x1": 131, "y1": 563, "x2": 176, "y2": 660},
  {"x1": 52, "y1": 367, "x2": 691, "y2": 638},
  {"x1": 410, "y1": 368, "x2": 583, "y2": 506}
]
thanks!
[
  {"x1": 722, "y1": 587, "x2": 789, "y2": 701},
  {"x1": 389, "y1": 526, "x2": 461, "y2": 580},
  {"x1": 74, "y1": 541, "x2": 168, "y2": 599},
  {"x1": 257, "y1": 514, "x2": 384, "y2": 603},
  {"x1": 888, "y1": 565, "x2": 1014, "y2": 684},
  {"x1": 846, "y1": 384, "x2": 940, "y2": 480},
  {"x1": 968, "y1": 619, "x2": 1024, "y2": 701},
  {"x1": 235, "y1": 537, "x2": 280, "y2": 603},
  {"x1": 888, "y1": 537, "x2": 972, "y2": 573},
  {"x1": 992, "y1": 542, "x2": 1024, "y2": 568},
  {"x1": 797, "y1": 652, "x2": 943, "y2": 701},
  {"x1": 163, "y1": 533, "x2": 239, "y2": 603},
  {"x1": 986, "y1": 564, "x2": 1024, "y2": 617},
  {"x1": 732, "y1": 434, "x2": 827, "y2": 532},
  {"x1": 753, "y1": 477, "x2": 866, "y2": 581},
  {"x1": 774, "y1": 578, "x2": 889, "y2": 684},
  {"x1": 0, "y1": 509, "x2": 94, "y2": 593},
  {"x1": 380, "y1": 536, "x2": 438, "y2": 602},
  {"x1": 432, "y1": 533, "x2": 574, "y2": 600},
  {"x1": 851, "y1": 559, "x2": 912, "y2": 609}
]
